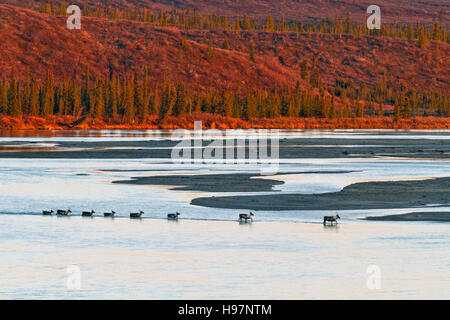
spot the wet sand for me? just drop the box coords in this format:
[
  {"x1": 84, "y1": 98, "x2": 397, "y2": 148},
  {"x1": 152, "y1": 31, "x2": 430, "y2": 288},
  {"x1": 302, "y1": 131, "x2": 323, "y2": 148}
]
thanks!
[
  {"x1": 0, "y1": 137, "x2": 448, "y2": 159},
  {"x1": 363, "y1": 211, "x2": 450, "y2": 222},
  {"x1": 190, "y1": 177, "x2": 450, "y2": 210}
]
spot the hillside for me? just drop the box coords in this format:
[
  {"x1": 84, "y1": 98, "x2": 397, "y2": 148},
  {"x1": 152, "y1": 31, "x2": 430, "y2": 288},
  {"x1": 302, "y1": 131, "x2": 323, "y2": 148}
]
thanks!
[
  {"x1": 4, "y1": 0, "x2": 449, "y2": 23},
  {"x1": 0, "y1": 5, "x2": 302, "y2": 91},
  {"x1": 0, "y1": 4, "x2": 448, "y2": 93}
]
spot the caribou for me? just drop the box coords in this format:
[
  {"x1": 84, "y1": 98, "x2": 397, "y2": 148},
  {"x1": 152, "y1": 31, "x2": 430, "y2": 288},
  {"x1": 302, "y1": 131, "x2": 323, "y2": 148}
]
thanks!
[
  {"x1": 323, "y1": 214, "x2": 340, "y2": 225},
  {"x1": 42, "y1": 210, "x2": 54, "y2": 215},
  {"x1": 130, "y1": 211, "x2": 144, "y2": 218},
  {"x1": 167, "y1": 212, "x2": 180, "y2": 220},
  {"x1": 104, "y1": 210, "x2": 116, "y2": 217},
  {"x1": 239, "y1": 212, "x2": 254, "y2": 222},
  {"x1": 56, "y1": 209, "x2": 71, "y2": 216},
  {"x1": 82, "y1": 210, "x2": 95, "y2": 217}
]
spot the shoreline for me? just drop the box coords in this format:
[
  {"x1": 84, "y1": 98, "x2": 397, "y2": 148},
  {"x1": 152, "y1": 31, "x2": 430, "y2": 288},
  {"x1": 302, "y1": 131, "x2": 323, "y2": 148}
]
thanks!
[{"x1": 1, "y1": 115, "x2": 450, "y2": 131}]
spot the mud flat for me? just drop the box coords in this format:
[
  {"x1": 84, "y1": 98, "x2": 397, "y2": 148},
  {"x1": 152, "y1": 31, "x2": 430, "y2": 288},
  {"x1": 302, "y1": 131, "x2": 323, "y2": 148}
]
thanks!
[
  {"x1": 363, "y1": 212, "x2": 450, "y2": 222},
  {"x1": 190, "y1": 177, "x2": 450, "y2": 210},
  {"x1": 112, "y1": 171, "x2": 354, "y2": 192},
  {"x1": 0, "y1": 137, "x2": 448, "y2": 159}
]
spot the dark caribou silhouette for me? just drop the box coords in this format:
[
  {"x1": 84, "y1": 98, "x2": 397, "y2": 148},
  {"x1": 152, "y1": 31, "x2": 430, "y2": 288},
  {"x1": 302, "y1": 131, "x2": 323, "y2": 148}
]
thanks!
[
  {"x1": 130, "y1": 211, "x2": 144, "y2": 218},
  {"x1": 323, "y1": 214, "x2": 340, "y2": 225},
  {"x1": 239, "y1": 212, "x2": 254, "y2": 222},
  {"x1": 167, "y1": 212, "x2": 180, "y2": 220}
]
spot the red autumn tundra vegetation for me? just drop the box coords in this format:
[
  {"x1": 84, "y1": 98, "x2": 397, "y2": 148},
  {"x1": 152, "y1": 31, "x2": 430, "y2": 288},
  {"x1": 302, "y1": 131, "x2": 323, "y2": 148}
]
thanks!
[
  {"x1": 1, "y1": 114, "x2": 449, "y2": 130},
  {"x1": 0, "y1": 2, "x2": 448, "y2": 130}
]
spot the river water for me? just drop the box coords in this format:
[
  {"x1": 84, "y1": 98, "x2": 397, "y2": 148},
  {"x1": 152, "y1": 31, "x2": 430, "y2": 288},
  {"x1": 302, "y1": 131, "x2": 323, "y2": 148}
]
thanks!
[{"x1": 0, "y1": 129, "x2": 449, "y2": 299}]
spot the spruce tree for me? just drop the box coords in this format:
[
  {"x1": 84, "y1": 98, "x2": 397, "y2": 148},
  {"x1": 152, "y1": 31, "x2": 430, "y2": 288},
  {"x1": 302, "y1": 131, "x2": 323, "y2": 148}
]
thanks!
[
  {"x1": 29, "y1": 80, "x2": 40, "y2": 116},
  {"x1": 7, "y1": 73, "x2": 22, "y2": 117},
  {"x1": 300, "y1": 59, "x2": 309, "y2": 80},
  {"x1": 0, "y1": 77, "x2": 8, "y2": 115}
]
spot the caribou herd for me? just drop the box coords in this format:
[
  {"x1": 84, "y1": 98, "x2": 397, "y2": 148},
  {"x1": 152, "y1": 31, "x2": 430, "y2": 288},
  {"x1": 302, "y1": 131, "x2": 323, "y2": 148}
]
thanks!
[{"x1": 42, "y1": 209, "x2": 341, "y2": 225}]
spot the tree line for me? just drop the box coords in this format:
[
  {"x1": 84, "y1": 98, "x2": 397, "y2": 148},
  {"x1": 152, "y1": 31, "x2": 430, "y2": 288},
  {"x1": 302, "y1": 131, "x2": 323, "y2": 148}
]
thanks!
[
  {"x1": 1, "y1": 68, "x2": 448, "y2": 123},
  {"x1": 29, "y1": 1, "x2": 449, "y2": 44}
]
